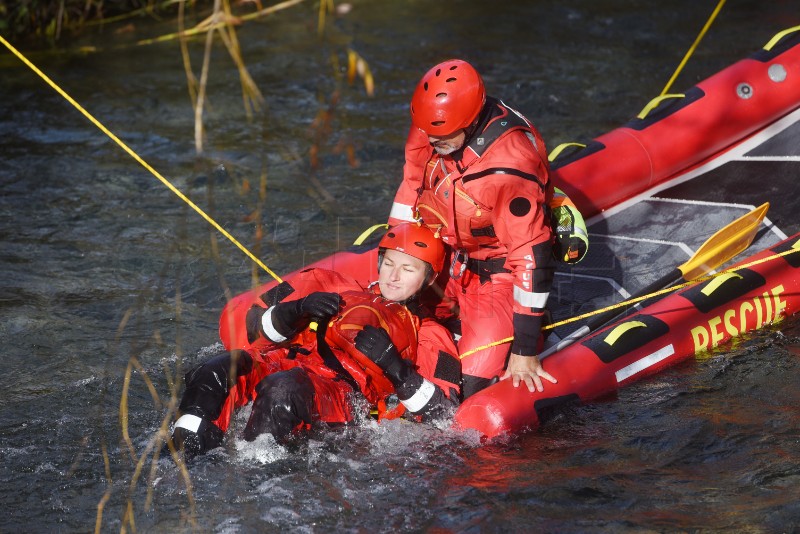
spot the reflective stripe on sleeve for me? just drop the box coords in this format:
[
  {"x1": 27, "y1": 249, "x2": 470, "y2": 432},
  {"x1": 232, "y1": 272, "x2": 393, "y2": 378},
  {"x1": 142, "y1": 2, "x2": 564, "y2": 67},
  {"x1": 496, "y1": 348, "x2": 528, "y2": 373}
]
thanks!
[
  {"x1": 514, "y1": 285, "x2": 549, "y2": 309},
  {"x1": 261, "y1": 306, "x2": 288, "y2": 343},
  {"x1": 400, "y1": 378, "x2": 436, "y2": 413},
  {"x1": 175, "y1": 414, "x2": 202, "y2": 433},
  {"x1": 389, "y1": 202, "x2": 416, "y2": 223}
]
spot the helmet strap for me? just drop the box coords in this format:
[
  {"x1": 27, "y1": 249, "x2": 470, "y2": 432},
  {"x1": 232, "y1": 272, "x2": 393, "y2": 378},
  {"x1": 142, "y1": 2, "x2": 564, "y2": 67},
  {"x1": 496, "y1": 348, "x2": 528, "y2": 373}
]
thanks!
[{"x1": 452, "y1": 99, "x2": 491, "y2": 163}]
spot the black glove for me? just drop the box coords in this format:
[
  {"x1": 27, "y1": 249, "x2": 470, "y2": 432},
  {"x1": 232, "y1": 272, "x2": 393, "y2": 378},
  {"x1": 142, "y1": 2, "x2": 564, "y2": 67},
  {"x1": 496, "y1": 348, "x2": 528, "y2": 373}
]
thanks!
[
  {"x1": 272, "y1": 292, "x2": 343, "y2": 338},
  {"x1": 354, "y1": 325, "x2": 413, "y2": 386}
]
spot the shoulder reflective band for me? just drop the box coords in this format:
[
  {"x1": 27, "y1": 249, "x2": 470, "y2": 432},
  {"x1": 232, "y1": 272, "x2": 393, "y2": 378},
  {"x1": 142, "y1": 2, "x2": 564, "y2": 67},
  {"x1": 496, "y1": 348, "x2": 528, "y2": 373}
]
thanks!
[
  {"x1": 389, "y1": 202, "x2": 416, "y2": 222},
  {"x1": 514, "y1": 286, "x2": 549, "y2": 309}
]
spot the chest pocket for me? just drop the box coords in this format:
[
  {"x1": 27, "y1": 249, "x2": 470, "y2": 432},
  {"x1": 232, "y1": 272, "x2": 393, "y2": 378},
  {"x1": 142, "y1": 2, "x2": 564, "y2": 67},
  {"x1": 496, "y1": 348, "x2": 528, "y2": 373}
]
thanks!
[
  {"x1": 417, "y1": 159, "x2": 495, "y2": 247},
  {"x1": 454, "y1": 183, "x2": 494, "y2": 247}
]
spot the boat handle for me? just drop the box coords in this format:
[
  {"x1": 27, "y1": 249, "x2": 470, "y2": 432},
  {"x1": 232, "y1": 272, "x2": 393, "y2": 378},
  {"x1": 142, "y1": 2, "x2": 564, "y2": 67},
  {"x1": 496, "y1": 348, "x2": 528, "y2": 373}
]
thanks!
[
  {"x1": 604, "y1": 320, "x2": 647, "y2": 347},
  {"x1": 637, "y1": 94, "x2": 685, "y2": 120},
  {"x1": 353, "y1": 223, "x2": 389, "y2": 245},
  {"x1": 548, "y1": 142, "x2": 587, "y2": 162},
  {"x1": 764, "y1": 25, "x2": 800, "y2": 51}
]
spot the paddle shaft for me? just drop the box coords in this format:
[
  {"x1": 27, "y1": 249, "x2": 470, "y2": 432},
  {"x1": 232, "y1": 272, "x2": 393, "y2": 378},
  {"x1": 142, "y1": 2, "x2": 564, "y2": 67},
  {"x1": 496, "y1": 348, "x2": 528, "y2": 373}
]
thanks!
[
  {"x1": 538, "y1": 202, "x2": 769, "y2": 360},
  {"x1": 540, "y1": 268, "x2": 683, "y2": 359}
]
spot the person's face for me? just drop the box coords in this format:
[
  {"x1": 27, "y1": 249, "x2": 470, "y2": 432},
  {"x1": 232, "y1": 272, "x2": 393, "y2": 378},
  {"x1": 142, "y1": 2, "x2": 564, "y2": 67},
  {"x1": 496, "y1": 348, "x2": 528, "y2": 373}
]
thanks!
[
  {"x1": 428, "y1": 128, "x2": 467, "y2": 155},
  {"x1": 378, "y1": 249, "x2": 429, "y2": 302}
]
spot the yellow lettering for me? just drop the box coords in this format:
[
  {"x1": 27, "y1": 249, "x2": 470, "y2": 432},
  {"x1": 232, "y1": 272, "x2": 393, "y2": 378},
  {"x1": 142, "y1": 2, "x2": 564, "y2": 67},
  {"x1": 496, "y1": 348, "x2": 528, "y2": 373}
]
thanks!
[
  {"x1": 754, "y1": 296, "x2": 763, "y2": 327},
  {"x1": 763, "y1": 291, "x2": 774, "y2": 323},
  {"x1": 723, "y1": 309, "x2": 739, "y2": 337},
  {"x1": 709, "y1": 316, "x2": 725, "y2": 347},
  {"x1": 772, "y1": 285, "x2": 787, "y2": 319},
  {"x1": 688, "y1": 284, "x2": 789, "y2": 352},
  {"x1": 691, "y1": 325, "x2": 710, "y2": 353},
  {"x1": 740, "y1": 301, "x2": 754, "y2": 331}
]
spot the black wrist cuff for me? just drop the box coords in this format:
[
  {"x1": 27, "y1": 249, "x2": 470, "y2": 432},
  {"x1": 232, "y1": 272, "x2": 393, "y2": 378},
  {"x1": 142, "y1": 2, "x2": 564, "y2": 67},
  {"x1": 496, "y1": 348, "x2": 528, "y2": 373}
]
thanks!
[
  {"x1": 394, "y1": 371, "x2": 424, "y2": 400},
  {"x1": 510, "y1": 313, "x2": 543, "y2": 356},
  {"x1": 383, "y1": 355, "x2": 415, "y2": 387},
  {"x1": 272, "y1": 300, "x2": 308, "y2": 338}
]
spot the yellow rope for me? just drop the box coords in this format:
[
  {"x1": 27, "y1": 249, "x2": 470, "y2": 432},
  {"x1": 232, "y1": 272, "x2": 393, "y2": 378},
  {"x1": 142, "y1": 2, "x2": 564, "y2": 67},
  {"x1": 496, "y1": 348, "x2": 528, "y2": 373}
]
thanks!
[
  {"x1": 459, "y1": 246, "x2": 799, "y2": 359},
  {"x1": 660, "y1": 0, "x2": 726, "y2": 96},
  {"x1": 0, "y1": 34, "x2": 282, "y2": 284}
]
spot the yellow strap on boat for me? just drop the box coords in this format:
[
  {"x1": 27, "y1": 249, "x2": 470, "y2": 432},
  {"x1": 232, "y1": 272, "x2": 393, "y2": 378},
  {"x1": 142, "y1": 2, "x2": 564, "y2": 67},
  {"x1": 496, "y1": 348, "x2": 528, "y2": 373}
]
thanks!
[
  {"x1": 604, "y1": 321, "x2": 646, "y2": 346},
  {"x1": 548, "y1": 142, "x2": 587, "y2": 163},
  {"x1": 637, "y1": 94, "x2": 685, "y2": 120},
  {"x1": 353, "y1": 223, "x2": 388, "y2": 246},
  {"x1": 700, "y1": 272, "x2": 743, "y2": 297},
  {"x1": 0, "y1": 34, "x2": 283, "y2": 284},
  {"x1": 764, "y1": 25, "x2": 800, "y2": 52}
]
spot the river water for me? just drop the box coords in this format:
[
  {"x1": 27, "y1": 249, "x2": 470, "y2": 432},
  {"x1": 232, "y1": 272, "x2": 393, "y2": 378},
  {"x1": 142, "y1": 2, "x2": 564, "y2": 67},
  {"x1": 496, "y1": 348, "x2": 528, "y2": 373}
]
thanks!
[{"x1": 1, "y1": 1, "x2": 799, "y2": 532}]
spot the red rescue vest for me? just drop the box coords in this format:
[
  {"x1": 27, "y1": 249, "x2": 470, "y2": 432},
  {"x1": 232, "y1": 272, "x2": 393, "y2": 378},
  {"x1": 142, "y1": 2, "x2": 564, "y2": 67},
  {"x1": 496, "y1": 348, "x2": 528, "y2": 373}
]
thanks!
[
  {"x1": 324, "y1": 289, "x2": 420, "y2": 417},
  {"x1": 415, "y1": 98, "x2": 551, "y2": 256}
]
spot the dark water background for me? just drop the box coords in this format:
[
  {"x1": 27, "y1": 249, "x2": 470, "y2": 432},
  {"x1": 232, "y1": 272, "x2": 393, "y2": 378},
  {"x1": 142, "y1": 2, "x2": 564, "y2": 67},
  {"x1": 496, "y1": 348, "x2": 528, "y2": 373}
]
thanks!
[{"x1": 1, "y1": 1, "x2": 799, "y2": 532}]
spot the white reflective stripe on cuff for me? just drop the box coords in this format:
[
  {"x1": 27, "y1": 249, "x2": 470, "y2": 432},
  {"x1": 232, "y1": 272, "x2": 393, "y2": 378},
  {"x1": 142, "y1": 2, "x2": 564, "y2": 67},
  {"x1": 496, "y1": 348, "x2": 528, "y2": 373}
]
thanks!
[
  {"x1": 400, "y1": 379, "x2": 437, "y2": 413},
  {"x1": 514, "y1": 285, "x2": 549, "y2": 309},
  {"x1": 261, "y1": 306, "x2": 288, "y2": 343},
  {"x1": 175, "y1": 414, "x2": 202, "y2": 433},
  {"x1": 389, "y1": 202, "x2": 415, "y2": 222}
]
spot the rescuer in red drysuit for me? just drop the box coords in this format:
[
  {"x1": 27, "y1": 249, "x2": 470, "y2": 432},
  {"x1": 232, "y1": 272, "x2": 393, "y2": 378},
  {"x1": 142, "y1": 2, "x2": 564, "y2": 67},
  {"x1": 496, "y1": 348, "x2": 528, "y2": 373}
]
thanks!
[
  {"x1": 388, "y1": 59, "x2": 558, "y2": 398},
  {"x1": 168, "y1": 223, "x2": 461, "y2": 459}
]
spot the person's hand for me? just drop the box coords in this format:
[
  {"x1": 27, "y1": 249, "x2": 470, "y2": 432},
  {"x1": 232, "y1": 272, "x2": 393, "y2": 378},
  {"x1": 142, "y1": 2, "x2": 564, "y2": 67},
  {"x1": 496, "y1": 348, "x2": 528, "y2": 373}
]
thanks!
[
  {"x1": 500, "y1": 352, "x2": 557, "y2": 393},
  {"x1": 297, "y1": 292, "x2": 342, "y2": 321},
  {"x1": 354, "y1": 325, "x2": 398, "y2": 369},
  {"x1": 354, "y1": 325, "x2": 409, "y2": 385},
  {"x1": 271, "y1": 292, "x2": 343, "y2": 339}
]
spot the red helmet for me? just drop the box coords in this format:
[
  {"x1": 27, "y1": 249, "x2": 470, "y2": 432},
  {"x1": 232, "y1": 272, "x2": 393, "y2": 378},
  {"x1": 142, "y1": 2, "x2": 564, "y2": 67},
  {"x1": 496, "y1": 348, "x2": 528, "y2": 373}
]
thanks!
[
  {"x1": 410, "y1": 59, "x2": 486, "y2": 137},
  {"x1": 378, "y1": 223, "x2": 445, "y2": 277}
]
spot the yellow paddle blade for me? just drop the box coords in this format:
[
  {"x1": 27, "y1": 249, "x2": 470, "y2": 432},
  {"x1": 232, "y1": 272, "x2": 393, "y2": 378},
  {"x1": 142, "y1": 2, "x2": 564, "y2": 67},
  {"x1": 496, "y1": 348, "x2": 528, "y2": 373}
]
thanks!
[{"x1": 679, "y1": 202, "x2": 769, "y2": 280}]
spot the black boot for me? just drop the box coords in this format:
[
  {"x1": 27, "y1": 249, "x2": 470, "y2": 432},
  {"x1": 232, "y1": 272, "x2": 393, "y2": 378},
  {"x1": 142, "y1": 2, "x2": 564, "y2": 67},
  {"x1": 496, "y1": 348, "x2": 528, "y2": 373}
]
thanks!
[
  {"x1": 167, "y1": 414, "x2": 225, "y2": 462},
  {"x1": 244, "y1": 367, "x2": 315, "y2": 446}
]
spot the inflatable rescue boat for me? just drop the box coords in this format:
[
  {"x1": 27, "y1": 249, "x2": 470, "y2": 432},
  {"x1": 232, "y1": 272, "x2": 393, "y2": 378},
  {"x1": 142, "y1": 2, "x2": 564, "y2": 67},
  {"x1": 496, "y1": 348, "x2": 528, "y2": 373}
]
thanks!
[{"x1": 220, "y1": 28, "x2": 800, "y2": 439}]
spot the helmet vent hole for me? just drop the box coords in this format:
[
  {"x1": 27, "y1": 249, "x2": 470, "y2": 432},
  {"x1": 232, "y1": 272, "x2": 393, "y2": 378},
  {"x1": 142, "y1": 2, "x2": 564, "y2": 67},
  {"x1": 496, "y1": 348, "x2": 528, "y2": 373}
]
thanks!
[
  {"x1": 423, "y1": 82, "x2": 428, "y2": 91},
  {"x1": 446, "y1": 77, "x2": 457, "y2": 83},
  {"x1": 449, "y1": 65, "x2": 458, "y2": 70},
  {"x1": 431, "y1": 121, "x2": 445, "y2": 126},
  {"x1": 435, "y1": 68, "x2": 441, "y2": 76},
  {"x1": 387, "y1": 232, "x2": 396, "y2": 238},
  {"x1": 436, "y1": 92, "x2": 447, "y2": 98},
  {"x1": 414, "y1": 241, "x2": 428, "y2": 248}
]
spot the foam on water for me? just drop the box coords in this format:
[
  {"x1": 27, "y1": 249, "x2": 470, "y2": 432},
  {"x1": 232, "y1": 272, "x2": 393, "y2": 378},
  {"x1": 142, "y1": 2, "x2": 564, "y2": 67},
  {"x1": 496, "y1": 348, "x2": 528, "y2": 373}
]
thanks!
[{"x1": 234, "y1": 433, "x2": 290, "y2": 464}]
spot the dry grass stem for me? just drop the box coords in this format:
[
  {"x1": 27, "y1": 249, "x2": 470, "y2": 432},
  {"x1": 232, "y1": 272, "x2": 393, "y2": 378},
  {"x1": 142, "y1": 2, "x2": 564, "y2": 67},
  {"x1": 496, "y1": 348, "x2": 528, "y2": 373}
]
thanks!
[
  {"x1": 178, "y1": 1, "x2": 200, "y2": 108},
  {"x1": 347, "y1": 48, "x2": 374, "y2": 97},
  {"x1": 135, "y1": 0, "x2": 307, "y2": 46},
  {"x1": 94, "y1": 442, "x2": 113, "y2": 534}
]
